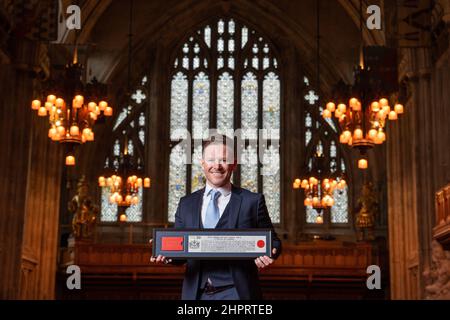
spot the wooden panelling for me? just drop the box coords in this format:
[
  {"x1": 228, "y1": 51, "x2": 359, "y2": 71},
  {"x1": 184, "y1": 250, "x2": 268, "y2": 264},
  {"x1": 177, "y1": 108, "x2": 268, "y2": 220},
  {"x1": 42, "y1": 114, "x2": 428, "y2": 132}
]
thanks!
[{"x1": 58, "y1": 240, "x2": 384, "y2": 299}]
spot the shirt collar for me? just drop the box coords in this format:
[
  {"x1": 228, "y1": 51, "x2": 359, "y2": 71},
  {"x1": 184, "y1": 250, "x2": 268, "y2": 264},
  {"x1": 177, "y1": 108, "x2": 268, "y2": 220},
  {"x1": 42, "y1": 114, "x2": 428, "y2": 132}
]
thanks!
[{"x1": 205, "y1": 181, "x2": 232, "y2": 197}]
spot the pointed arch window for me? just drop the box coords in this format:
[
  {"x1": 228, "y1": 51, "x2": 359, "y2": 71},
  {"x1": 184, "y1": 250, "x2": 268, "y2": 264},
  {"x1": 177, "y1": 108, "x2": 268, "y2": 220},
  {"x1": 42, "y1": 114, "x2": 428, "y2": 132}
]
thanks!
[
  {"x1": 168, "y1": 18, "x2": 281, "y2": 223},
  {"x1": 100, "y1": 75, "x2": 149, "y2": 222},
  {"x1": 303, "y1": 76, "x2": 349, "y2": 224}
]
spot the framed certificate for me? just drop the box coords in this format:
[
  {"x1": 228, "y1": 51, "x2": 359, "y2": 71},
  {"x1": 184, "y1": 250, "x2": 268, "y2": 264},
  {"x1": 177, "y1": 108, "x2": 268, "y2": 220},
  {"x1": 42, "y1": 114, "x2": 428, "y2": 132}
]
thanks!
[{"x1": 152, "y1": 229, "x2": 272, "y2": 259}]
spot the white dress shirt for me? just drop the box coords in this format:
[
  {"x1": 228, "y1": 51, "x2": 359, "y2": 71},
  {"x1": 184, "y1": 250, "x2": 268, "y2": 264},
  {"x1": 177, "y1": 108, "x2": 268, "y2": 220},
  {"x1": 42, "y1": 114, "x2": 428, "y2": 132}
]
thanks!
[{"x1": 201, "y1": 182, "x2": 232, "y2": 226}]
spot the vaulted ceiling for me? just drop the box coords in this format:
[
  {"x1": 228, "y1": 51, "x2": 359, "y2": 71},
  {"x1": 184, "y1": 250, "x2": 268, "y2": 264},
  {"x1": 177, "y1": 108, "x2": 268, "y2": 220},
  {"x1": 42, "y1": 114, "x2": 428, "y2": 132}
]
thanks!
[{"x1": 57, "y1": 0, "x2": 385, "y2": 90}]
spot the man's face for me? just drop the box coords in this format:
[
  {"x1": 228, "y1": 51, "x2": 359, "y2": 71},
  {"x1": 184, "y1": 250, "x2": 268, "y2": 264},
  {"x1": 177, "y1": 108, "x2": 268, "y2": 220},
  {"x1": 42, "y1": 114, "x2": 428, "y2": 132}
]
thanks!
[{"x1": 201, "y1": 143, "x2": 236, "y2": 188}]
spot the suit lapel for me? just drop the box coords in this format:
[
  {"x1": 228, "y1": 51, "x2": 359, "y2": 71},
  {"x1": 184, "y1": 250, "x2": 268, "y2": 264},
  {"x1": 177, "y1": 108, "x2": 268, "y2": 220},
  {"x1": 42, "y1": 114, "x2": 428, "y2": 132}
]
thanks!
[
  {"x1": 190, "y1": 188, "x2": 204, "y2": 228},
  {"x1": 227, "y1": 185, "x2": 242, "y2": 228}
]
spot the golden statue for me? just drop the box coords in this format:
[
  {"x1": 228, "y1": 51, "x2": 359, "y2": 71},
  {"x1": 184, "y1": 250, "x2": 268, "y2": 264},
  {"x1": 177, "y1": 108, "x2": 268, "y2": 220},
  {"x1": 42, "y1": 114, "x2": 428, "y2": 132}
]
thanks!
[
  {"x1": 355, "y1": 181, "x2": 378, "y2": 241},
  {"x1": 68, "y1": 176, "x2": 98, "y2": 239}
]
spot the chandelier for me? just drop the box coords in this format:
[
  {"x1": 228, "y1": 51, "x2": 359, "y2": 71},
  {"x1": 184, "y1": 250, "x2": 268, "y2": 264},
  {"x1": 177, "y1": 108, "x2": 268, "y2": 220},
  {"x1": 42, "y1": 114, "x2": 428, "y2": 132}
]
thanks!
[
  {"x1": 97, "y1": 0, "x2": 150, "y2": 222},
  {"x1": 31, "y1": 49, "x2": 112, "y2": 166},
  {"x1": 322, "y1": 0, "x2": 403, "y2": 169},
  {"x1": 293, "y1": 151, "x2": 347, "y2": 223},
  {"x1": 98, "y1": 136, "x2": 150, "y2": 210},
  {"x1": 322, "y1": 61, "x2": 404, "y2": 169}
]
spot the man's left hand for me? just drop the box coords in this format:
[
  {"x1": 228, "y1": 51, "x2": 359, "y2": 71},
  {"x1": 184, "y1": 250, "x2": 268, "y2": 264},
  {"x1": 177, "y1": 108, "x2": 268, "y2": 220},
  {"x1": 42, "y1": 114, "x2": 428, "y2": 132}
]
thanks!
[{"x1": 254, "y1": 248, "x2": 277, "y2": 269}]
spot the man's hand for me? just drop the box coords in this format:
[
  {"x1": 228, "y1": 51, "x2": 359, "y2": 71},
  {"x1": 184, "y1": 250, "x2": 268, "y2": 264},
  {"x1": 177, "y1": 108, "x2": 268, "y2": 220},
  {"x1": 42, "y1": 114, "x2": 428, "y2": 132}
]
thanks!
[
  {"x1": 254, "y1": 248, "x2": 277, "y2": 269},
  {"x1": 149, "y1": 239, "x2": 172, "y2": 264}
]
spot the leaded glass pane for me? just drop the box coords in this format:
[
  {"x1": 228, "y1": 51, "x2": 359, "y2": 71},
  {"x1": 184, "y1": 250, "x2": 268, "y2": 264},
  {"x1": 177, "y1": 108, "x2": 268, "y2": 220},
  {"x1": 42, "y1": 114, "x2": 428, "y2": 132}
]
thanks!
[
  {"x1": 218, "y1": 56, "x2": 224, "y2": 69},
  {"x1": 305, "y1": 113, "x2": 312, "y2": 127},
  {"x1": 331, "y1": 184, "x2": 349, "y2": 223},
  {"x1": 240, "y1": 145, "x2": 258, "y2": 193},
  {"x1": 228, "y1": 39, "x2": 235, "y2": 52},
  {"x1": 305, "y1": 129, "x2": 312, "y2": 146},
  {"x1": 125, "y1": 187, "x2": 143, "y2": 222},
  {"x1": 113, "y1": 139, "x2": 120, "y2": 156},
  {"x1": 262, "y1": 145, "x2": 280, "y2": 223},
  {"x1": 168, "y1": 144, "x2": 187, "y2": 223},
  {"x1": 127, "y1": 139, "x2": 134, "y2": 156},
  {"x1": 263, "y1": 72, "x2": 280, "y2": 139},
  {"x1": 306, "y1": 207, "x2": 319, "y2": 223},
  {"x1": 217, "y1": 72, "x2": 234, "y2": 135},
  {"x1": 228, "y1": 20, "x2": 235, "y2": 34},
  {"x1": 139, "y1": 129, "x2": 145, "y2": 145},
  {"x1": 170, "y1": 72, "x2": 188, "y2": 140},
  {"x1": 139, "y1": 112, "x2": 145, "y2": 126},
  {"x1": 263, "y1": 57, "x2": 269, "y2": 70},
  {"x1": 330, "y1": 140, "x2": 337, "y2": 158},
  {"x1": 192, "y1": 72, "x2": 210, "y2": 139},
  {"x1": 114, "y1": 108, "x2": 129, "y2": 131},
  {"x1": 330, "y1": 159, "x2": 337, "y2": 173},
  {"x1": 204, "y1": 25, "x2": 211, "y2": 47},
  {"x1": 241, "y1": 72, "x2": 258, "y2": 140},
  {"x1": 252, "y1": 57, "x2": 258, "y2": 69},
  {"x1": 218, "y1": 19, "x2": 224, "y2": 34},
  {"x1": 228, "y1": 57, "x2": 234, "y2": 69},
  {"x1": 305, "y1": 90, "x2": 319, "y2": 105},
  {"x1": 182, "y1": 56, "x2": 189, "y2": 69},
  {"x1": 191, "y1": 145, "x2": 205, "y2": 192},
  {"x1": 101, "y1": 187, "x2": 118, "y2": 222},
  {"x1": 241, "y1": 26, "x2": 248, "y2": 48},
  {"x1": 131, "y1": 89, "x2": 146, "y2": 104},
  {"x1": 193, "y1": 56, "x2": 200, "y2": 69},
  {"x1": 218, "y1": 38, "x2": 224, "y2": 52},
  {"x1": 304, "y1": 76, "x2": 309, "y2": 86}
]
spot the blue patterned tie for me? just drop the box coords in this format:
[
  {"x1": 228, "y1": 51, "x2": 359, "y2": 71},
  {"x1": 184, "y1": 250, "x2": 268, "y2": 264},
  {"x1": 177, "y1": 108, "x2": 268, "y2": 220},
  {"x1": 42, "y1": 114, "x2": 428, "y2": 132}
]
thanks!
[{"x1": 204, "y1": 189, "x2": 221, "y2": 228}]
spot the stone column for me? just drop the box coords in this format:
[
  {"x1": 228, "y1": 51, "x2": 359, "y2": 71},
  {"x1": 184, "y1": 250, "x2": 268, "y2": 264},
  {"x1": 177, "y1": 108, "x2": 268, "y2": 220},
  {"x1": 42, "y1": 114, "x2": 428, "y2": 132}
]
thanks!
[
  {"x1": 387, "y1": 38, "x2": 450, "y2": 298},
  {"x1": 0, "y1": 37, "x2": 63, "y2": 299}
]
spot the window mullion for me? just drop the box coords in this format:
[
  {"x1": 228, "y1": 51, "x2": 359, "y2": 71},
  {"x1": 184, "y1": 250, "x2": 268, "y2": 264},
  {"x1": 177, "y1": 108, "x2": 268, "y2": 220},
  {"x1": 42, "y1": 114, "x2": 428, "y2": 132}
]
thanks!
[
  {"x1": 257, "y1": 74, "x2": 263, "y2": 193},
  {"x1": 187, "y1": 73, "x2": 193, "y2": 194}
]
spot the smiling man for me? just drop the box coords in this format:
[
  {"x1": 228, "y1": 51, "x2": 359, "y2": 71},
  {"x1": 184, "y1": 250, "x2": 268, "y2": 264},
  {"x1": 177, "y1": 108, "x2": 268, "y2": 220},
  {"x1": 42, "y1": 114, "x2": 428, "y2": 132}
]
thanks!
[{"x1": 151, "y1": 134, "x2": 281, "y2": 300}]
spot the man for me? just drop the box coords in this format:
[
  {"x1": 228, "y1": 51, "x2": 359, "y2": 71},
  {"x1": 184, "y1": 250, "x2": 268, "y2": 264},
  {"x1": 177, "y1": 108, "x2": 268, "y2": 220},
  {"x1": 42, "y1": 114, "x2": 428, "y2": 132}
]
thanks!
[{"x1": 151, "y1": 135, "x2": 281, "y2": 300}]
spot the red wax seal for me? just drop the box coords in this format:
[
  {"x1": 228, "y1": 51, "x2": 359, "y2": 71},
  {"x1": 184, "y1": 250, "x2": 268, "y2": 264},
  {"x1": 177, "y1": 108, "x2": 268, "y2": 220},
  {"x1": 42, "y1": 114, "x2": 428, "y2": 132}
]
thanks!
[{"x1": 257, "y1": 240, "x2": 265, "y2": 248}]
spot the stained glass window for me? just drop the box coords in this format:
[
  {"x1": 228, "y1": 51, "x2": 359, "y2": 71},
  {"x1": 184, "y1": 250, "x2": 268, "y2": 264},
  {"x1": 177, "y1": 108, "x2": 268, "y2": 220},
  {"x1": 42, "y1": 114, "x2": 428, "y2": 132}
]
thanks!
[
  {"x1": 100, "y1": 74, "x2": 149, "y2": 222},
  {"x1": 168, "y1": 144, "x2": 187, "y2": 223},
  {"x1": 217, "y1": 72, "x2": 234, "y2": 135},
  {"x1": 303, "y1": 77, "x2": 349, "y2": 225},
  {"x1": 168, "y1": 18, "x2": 281, "y2": 223}
]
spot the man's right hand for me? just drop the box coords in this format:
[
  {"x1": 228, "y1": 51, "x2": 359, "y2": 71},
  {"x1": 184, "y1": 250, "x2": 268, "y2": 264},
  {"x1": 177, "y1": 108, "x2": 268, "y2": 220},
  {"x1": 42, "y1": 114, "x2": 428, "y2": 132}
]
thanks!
[{"x1": 149, "y1": 239, "x2": 172, "y2": 264}]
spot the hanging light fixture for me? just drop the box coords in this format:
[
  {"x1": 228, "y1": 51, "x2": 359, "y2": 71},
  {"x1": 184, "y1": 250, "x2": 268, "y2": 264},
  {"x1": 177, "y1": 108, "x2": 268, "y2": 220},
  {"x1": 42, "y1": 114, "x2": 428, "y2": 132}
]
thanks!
[
  {"x1": 322, "y1": 0, "x2": 403, "y2": 169},
  {"x1": 293, "y1": 151, "x2": 347, "y2": 212},
  {"x1": 98, "y1": 0, "x2": 150, "y2": 221},
  {"x1": 293, "y1": 1, "x2": 346, "y2": 224},
  {"x1": 98, "y1": 137, "x2": 151, "y2": 208},
  {"x1": 31, "y1": 43, "x2": 112, "y2": 166}
]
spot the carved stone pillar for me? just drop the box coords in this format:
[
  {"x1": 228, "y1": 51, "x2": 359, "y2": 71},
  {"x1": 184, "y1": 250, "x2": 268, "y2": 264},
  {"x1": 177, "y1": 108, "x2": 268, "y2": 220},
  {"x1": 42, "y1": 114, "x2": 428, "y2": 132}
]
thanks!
[
  {"x1": 387, "y1": 6, "x2": 450, "y2": 297},
  {"x1": 0, "y1": 39, "x2": 35, "y2": 299}
]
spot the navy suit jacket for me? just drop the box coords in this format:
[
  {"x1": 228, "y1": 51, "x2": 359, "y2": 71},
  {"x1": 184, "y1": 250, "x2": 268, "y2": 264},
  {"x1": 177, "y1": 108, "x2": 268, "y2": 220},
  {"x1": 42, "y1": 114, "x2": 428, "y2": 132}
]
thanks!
[{"x1": 173, "y1": 185, "x2": 282, "y2": 300}]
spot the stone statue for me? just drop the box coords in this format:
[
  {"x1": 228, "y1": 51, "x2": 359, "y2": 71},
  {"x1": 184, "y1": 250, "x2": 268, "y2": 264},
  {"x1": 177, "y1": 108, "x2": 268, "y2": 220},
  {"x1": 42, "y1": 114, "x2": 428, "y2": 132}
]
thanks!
[
  {"x1": 68, "y1": 175, "x2": 98, "y2": 239},
  {"x1": 423, "y1": 240, "x2": 450, "y2": 299},
  {"x1": 355, "y1": 182, "x2": 378, "y2": 241}
]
